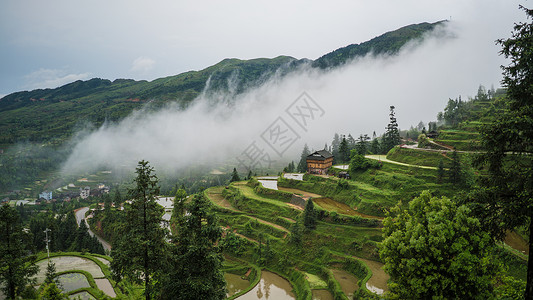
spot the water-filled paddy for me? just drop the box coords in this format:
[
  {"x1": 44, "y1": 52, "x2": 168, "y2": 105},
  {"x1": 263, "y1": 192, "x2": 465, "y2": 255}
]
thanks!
[
  {"x1": 238, "y1": 271, "x2": 295, "y2": 299},
  {"x1": 312, "y1": 289, "x2": 334, "y2": 300},
  {"x1": 95, "y1": 278, "x2": 116, "y2": 298},
  {"x1": 225, "y1": 273, "x2": 250, "y2": 297},
  {"x1": 330, "y1": 268, "x2": 358, "y2": 298},
  {"x1": 57, "y1": 273, "x2": 90, "y2": 292},
  {"x1": 356, "y1": 258, "x2": 389, "y2": 295},
  {"x1": 34, "y1": 257, "x2": 104, "y2": 283}
]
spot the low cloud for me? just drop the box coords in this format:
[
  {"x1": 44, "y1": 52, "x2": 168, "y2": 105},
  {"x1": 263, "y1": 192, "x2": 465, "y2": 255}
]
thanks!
[
  {"x1": 24, "y1": 68, "x2": 90, "y2": 90},
  {"x1": 131, "y1": 56, "x2": 156, "y2": 72},
  {"x1": 61, "y1": 20, "x2": 508, "y2": 177}
]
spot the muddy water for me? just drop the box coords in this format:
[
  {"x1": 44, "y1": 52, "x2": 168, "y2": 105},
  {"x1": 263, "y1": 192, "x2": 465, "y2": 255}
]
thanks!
[
  {"x1": 330, "y1": 269, "x2": 358, "y2": 298},
  {"x1": 238, "y1": 271, "x2": 295, "y2": 299},
  {"x1": 356, "y1": 258, "x2": 389, "y2": 295},
  {"x1": 312, "y1": 289, "x2": 334, "y2": 300},
  {"x1": 95, "y1": 278, "x2": 116, "y2": 298},
  {"x1": 225, "y1": 273, "x2": 250, "y2": 297}
]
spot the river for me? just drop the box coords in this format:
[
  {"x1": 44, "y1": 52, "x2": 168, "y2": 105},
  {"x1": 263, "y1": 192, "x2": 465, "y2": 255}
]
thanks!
[{"x1": 75, "y1": 207, "x2": 112, "y2": 252}]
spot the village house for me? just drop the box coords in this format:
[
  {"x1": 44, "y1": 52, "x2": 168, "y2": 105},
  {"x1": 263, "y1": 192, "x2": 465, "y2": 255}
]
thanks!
[
  {"x1": 80, "y1": 186, "x2": 91, "y2": 199},
  {"x1": 39, "y1": 191, "x2": 53, "y2": 201},
  {"x1": 306, "y1": 150, "x2": 334, "y2": 175}
]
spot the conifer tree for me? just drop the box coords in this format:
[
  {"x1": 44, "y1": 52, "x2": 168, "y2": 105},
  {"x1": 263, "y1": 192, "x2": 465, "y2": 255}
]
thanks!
[
  {"x1": 297, "y1": 144, "x2": 311, "y2": 172},
  {"x1": 382, "y1": 106, "x2": 401, "y2": 153},
  {"x1": 467, "y1": 6, "x2": 533, "y2": 297},
  {"x1": 229, "y1": 168, "x2": 240, "y2": 183},
  {"x1": 111, "y1": 160, "x2": 168, "y2": 300},
  {"x1": 449, "y1": 148, "x2": 461, "y2": 185},
  {"x1": 303, "y1": 199, "x2": 316, "y2": 230},
  {"x1": 159, "y1": 194, "x2": 226, "y2": 299},
  {"x1": 0, "y1": 204, "x2": 38, "y2": 299}
]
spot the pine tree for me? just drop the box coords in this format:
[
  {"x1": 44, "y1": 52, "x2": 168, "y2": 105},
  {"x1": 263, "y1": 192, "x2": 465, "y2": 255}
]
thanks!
[
  {"x1": 297, "y1": 144, "x2": 311, "y2": 172},
  {"x1": 229, "y1": 168, "x2": 240, "y2": 183},
  {"x1": 467, "y1": 7, "x2": 533, "y2": 297},
  {"x1": 44, "y1": 260, "x2": 60, "y2": 287},
  {"x1": 450, "y1": 148, "x2": 461, "y2": 185},
  {"x1": 111, "y1": 161, "x2": 168, "y2": 300},
  {"x1": 382, "y1": 106, "x2": 401, "y2": 153},
  {"x1": 339, "y1": 136, "x2": 350, "y2": 163},
  {"x1": 437, "y1": 158, "x2": 445, "y2": 183},
  {"x1": 0, "y1": 204, "x2": 39, "y2": 299},
  {"x1": 331, "y1": 133, "x2": 340, "y2": 163},
  {"x1": 159, "y1": 194, "x2": 226, "y2": 299},
  {"x1": 172, "y1": 188, "x2": 187, "y2": 223},
  {"x1": 303, "y1": 199, "x2": 316, "y2": 230}
]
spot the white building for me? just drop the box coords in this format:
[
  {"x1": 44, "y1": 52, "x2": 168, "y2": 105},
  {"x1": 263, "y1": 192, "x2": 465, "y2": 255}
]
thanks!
[
  {"x1": 39, "y1": 191, "x2": 52, "y2": 201},
  {"x1": 80, "y1": 186, "x2": 90, "y2": 199}
]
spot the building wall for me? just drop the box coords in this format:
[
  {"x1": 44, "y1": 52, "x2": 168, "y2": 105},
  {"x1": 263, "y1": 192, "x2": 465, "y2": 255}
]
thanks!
[{"x1": 307, "y1": 157, "x2": 333, "y2": 174}]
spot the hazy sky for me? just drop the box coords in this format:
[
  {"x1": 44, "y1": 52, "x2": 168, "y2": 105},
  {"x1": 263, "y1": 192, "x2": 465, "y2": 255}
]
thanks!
[{"x1": 0, "y1": 0, "x2": 527, "y2": 98}]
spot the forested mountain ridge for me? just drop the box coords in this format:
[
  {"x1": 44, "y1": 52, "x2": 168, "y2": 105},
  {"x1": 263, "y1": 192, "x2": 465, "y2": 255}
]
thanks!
[{"x1": 0, "y1": 21, "x2": 445, "y2": 146}]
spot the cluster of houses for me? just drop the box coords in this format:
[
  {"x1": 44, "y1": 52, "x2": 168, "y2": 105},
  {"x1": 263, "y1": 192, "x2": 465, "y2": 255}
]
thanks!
[{"x1": 35, "y1": 184, "x2": 110, "y2": 204}]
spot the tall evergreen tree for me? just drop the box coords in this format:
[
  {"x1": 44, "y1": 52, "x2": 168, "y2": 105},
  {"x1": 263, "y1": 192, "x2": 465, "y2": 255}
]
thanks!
[
  {"x1": 229, "y1": 168, "x2": 240, "y2": 183},
  {"x1": 466, "y1": 6, "x2": 533, "y2": 298},
  {"x1": 449, "y1": 148, "x2": 461, "y2": 185},
  {"x1": 331, "y1": 134, "x2": 340, "y2": 163},
  {"x1": 0, "y1": 204, "x2": 38, "y2": 299},
  {"x1": 172, "y1": 188, "x2": 187, "y2": 222},
  {"x1": 297, "y1": 144, "x2": 311, "y2": 172},
  {"x1": 437, "y1": 158, "x2": 445, "y2": 183},
  {"x1": 339, "y1": 136, "x2": 350, "y2": 163},
  {"x1": 355, "y1": 134, "x2": 370, "y2": 155},
  {"x1": 303, "y1": 199, "x2": 316, "y2": 230},
  {"x1": 370, "y1": 138, "x2": 381, "y2": 154},
  {"x1": 111, "y1": 161, "x2": 168, "y2": 300},
  {"x1": 159, "y1": 194, "x2": 226, "y2": 299},
  {"x1": 382, "y1": 106, "x2": 401, "y2": 153}
]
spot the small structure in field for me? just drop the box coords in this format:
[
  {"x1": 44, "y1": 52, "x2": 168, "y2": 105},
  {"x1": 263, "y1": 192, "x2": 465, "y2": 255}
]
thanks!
[{"x1": 306, "y1": 150, "x2": 334, "y2": 175}]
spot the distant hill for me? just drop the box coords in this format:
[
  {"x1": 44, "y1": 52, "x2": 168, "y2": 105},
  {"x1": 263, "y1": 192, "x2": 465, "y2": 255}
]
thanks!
[{"x1": 0, "y1": 21, "x2": 445, "y2": 145}]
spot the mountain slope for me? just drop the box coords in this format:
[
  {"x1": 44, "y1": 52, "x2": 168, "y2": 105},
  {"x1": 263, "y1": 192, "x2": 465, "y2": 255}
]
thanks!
[{"x1": 0, "y1": 21, "x2": 445, "y2": 145}]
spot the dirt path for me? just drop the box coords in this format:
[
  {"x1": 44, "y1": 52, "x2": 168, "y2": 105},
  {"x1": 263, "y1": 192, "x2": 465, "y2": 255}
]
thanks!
[
  {"x1": 251, "y1": 217, "x2": 289, "y2": 233},
  {"x1": 235, "y1": 232, "x2": 258, "y2": 244},
  {"x1": 278, "y1": 187, "x2": 322, "y2": 198},
  {"x1": 365, "y1": 155, "x2": 437, "y2": 170}
]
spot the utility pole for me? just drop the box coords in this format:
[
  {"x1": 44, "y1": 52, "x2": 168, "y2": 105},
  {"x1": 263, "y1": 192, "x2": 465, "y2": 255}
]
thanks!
[{"x1": 44, "y1": 228, "x2": 51, "y2": 260}]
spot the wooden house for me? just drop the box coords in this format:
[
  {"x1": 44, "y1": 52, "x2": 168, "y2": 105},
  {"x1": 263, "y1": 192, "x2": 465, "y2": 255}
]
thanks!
[{"x1": 306, "y1": 150, "x2": 334, "y2": 175}]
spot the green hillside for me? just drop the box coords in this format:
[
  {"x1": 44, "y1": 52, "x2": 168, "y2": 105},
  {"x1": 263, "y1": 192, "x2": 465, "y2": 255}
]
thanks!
[{"x1": 0, "y1": 21, "x2": 444, "y2": 146}]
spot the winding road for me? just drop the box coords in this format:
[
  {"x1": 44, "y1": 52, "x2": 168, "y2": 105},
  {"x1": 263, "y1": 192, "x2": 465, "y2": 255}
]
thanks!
[{"x1": 75, "y1": 207, "x2": 112, "y2": 252}]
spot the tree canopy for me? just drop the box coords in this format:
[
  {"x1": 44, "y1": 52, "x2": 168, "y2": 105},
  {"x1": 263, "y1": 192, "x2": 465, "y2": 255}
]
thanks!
[
  {"x1": 0, "y1": 204, "x2": 38, "y2": 299},
  {"x1": 110, "y1": 160, "x2": 168, "y2": 300},
  {"x1": 380, "y1": 191, "x2": 496, "y2": 299},
  {"x1": 467, "y1": 6, "x2": 533, "y2": 298}
]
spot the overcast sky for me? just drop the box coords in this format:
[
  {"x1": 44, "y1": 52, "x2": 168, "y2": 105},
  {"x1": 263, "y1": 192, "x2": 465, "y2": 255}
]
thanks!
[{"x1": 0, "y1": 0, "x2": 527, "y2": 98}]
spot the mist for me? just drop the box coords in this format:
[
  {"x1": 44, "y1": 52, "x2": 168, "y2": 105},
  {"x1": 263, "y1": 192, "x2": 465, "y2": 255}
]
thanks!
[{"x1": 61, "y1": 19, "x2": 510, "y2": 176}]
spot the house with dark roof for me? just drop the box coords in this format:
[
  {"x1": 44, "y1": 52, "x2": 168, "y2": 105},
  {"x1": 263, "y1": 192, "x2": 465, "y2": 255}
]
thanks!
[{"x1": 306, "y1": 150, "x2": 334, "y2": 175}]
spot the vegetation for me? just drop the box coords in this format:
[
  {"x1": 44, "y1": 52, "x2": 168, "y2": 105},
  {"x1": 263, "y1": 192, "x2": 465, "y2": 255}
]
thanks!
[
  {"x1": 381, "y1": 191, "x2": 496, "y2": 299},
  {"x1": 159, "y1": 193, "x2": 226, "y2": 299},
  {"x1": 110, "y1": 160, "x2": 168, "y2": 300},
  {"x1": 466, "y1": 6, "x2": 533, "y2": 298},
  {"x1": 0, "y1": 204, "x2": 38, "y2": 299}
]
